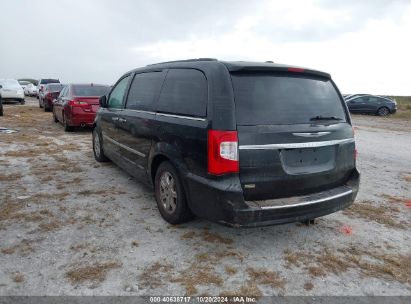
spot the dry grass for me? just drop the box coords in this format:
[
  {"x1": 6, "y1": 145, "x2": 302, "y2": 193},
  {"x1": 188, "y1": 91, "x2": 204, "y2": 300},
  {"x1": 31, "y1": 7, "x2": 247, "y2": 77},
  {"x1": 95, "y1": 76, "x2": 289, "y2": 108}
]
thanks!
[
  {"x1": 12, "y1": 273, "x2": 24, "y2": 283},
  {"x1": 343, "y1": 200, "x2": 406, "y2": 229},
  {"x1": 200, "y1": 231, "x2": 234, "y2": 245},
  {"x1": 66, "y1": 261, "x2": 121, "y2": 284},
  {"x1": 181, "y1": 231, "x2": 196, "y2": 240},
  {"x1": 1, "y1": 240, "x2": 34, "y2": 256},
  {"x1": 246, "y1": 267, "x2": 286, "y2": 289},
  {"x1": 224, "y1": 265, "x2": 238, "y2": 275},
  {"x1": 172, "y1": 264, "x2": 223, "y2": 295},
  {"x1": 0, "y1": 172, "x2": 23, "y2": 181},
  {"x1": 304, "y1": 282, "x2": 314, "y2": 291},
  {"x1": 139, "y1": 262, "x2": 174, "y2": 289},
  {"x1": 37, "y1": 220, "x2": 61, "y2": 232},
  {"x1": 283, "y1": 247, "x2": 411, "y2": 283}
]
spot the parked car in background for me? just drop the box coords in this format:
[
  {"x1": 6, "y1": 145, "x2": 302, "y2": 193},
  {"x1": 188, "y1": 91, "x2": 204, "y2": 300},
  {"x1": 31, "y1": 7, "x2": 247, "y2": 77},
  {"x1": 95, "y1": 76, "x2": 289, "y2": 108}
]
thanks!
[
  {"x1": 92, "y1": 59, "x2": 359, "y2": 227},
  {"x1": 24, "y1": 83, "x2": 37, "y2": 96},
  {"x1": 0, "y1": 95, "x2": 3, "y2": 116},
  {"x1": 53, "y1": 83, "x2": 111, "y2": 131},
  {"x1": 37, "y1": 78, "x2": 60, "y2": 98},
  {"x1": 39, "y1": 83, "x2": 64, "y2": 111},
  {"x1": 0, "y1": 79, "x2": 25, "y2": 104},
  {"x1": 18, "y1": 80, "x2": 31, "y2": 92},
  {"x1": 346, "y1": 94, "x2": 397, "y2": 116}
]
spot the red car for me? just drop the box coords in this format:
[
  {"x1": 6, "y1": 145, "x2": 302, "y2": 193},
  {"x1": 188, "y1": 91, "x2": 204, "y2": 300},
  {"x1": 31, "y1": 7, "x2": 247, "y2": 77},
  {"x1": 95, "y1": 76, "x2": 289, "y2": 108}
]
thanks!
[
  {"x1": 53, "y1": 84, "x2": 111, "y2": 132},
  {"x1": 40, "y1": 83, "x2": 64, "y2": 112}
]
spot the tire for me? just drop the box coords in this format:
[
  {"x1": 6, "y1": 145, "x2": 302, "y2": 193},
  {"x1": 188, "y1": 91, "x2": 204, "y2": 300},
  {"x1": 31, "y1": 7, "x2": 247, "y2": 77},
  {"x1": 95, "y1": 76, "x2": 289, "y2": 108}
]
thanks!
[
  {"x1": 20, "y1": 99, "x2": 25, "y2": 105},
  {"x1": 63, "y1": 114, "x2": 73, "y2": 132},
  {"x1": 44, "y1": 103, "x2": 49, "y2": 112},
  {"x1": 0, "y1": 100, "x2": 3, "y2": 117},
  {"x1": 92, "y1": 128, "x2": 109, "y2": 162},
  {"x1": 377, "y1": 107, "x2": 390, "y2": 116},
  {"x1": 154, "y1": 161, "x2": 193, "y2": 224},
  {"x1": 52, "y1": 110, "x2": 58, "y2": 123}
]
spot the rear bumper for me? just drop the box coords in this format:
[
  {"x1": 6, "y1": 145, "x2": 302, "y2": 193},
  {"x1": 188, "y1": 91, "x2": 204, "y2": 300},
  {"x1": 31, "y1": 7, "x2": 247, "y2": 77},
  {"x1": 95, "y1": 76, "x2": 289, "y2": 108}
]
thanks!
[
  {"x1": 67, "y1": 112, "x2": 96, "y2": 127},
  {"x1": 186, "y1": 169, "x2": 360, "y2": 227}
]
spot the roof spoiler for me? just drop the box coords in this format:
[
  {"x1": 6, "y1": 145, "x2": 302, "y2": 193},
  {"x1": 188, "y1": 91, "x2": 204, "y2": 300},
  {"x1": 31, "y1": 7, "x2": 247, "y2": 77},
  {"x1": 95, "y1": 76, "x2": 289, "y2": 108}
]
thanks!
[{"x1": 229, "y1": 66, "x2": 331, "y2": 79}]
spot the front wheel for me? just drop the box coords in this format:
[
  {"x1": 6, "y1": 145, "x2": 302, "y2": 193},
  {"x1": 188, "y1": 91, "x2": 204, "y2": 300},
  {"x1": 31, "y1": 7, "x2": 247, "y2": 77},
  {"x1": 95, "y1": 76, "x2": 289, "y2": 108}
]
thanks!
[
  {"x1": 92, "y1": 128, "x2": 109, "y2": 162},
  {"x1": 0, "y1": 100, "x2": 3, "y2": 116},
  {"x1": 154, "y1": 161, "x2": 192, "y2": 224},
  {"x1": 377, "y1": 107, "x2": 390, "y2": 116}
]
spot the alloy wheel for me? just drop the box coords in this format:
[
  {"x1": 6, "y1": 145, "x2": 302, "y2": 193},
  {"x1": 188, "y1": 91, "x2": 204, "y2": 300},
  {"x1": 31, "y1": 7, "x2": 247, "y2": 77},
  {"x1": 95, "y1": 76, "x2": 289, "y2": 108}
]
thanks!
[{"x1": 159, "y1": 171, "x2": 177, "y2": 214}]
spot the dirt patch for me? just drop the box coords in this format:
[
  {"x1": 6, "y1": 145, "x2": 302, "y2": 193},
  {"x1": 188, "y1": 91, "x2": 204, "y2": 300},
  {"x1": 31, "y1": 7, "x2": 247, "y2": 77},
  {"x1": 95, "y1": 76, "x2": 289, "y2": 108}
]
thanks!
[
  {"x1": 66, "y1": 261, "x2": 121, "y2": 284},
  {"x1": 343, "y1": 200, "x2": 406, "y2": 229}
]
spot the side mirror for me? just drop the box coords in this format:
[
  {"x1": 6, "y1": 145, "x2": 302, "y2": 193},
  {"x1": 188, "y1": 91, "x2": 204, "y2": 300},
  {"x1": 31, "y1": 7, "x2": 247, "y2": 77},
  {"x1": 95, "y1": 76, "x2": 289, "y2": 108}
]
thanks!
[{"x1": 99, "y1": 95, "x2": 108, "y2": 108}]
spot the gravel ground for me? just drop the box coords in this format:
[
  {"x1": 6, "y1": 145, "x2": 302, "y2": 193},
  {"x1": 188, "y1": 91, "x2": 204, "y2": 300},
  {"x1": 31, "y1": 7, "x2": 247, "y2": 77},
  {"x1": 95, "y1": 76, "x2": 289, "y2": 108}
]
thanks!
[{"x1": 0, "y1": 97, "x2": 410, "y2": 296}]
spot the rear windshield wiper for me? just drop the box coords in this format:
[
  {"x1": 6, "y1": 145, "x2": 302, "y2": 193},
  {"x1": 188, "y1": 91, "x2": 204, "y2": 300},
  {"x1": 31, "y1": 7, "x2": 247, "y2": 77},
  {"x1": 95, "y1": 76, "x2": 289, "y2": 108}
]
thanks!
[{"x1": 310, "y1": 115, "x2": 343, "y2": 121}]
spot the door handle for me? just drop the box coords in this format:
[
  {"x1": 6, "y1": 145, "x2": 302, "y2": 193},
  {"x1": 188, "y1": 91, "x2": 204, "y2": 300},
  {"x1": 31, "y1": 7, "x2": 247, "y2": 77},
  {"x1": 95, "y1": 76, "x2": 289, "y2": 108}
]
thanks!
[
  {"x1": 112, "y1": 117, "x2": 119, "y2": 122},
  {"x1": 118, "y1": 118, "x2": 127, "y2": 123}
]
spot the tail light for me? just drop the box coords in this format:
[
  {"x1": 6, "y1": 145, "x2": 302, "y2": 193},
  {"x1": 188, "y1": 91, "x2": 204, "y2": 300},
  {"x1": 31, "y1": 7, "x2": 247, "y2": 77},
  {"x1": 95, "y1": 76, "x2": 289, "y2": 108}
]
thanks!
[
  {"x1": 69, "y1": 100, "x2": 88, "y2": 106},
  {"x1": 288, "y1": 67, "x2": 305, "y2": 73},
  {"x1": 208, "y1": 130, "x2": 239, "y2": 175}
]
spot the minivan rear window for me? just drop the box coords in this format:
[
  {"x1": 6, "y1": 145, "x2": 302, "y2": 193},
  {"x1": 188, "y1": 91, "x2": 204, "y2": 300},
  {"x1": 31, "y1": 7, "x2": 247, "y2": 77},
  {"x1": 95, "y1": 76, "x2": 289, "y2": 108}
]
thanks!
[
  {"x1": 157, "y1": 69, "x2": 207, "y2": 117},
  {"x1": 232, "y1": 73, "x2": 347, "y2": 125}
]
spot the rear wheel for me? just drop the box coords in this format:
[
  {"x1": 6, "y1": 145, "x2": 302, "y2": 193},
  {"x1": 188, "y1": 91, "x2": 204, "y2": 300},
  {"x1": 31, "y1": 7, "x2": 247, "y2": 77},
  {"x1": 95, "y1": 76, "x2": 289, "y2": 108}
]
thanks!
[
  {"x1": 0, "y1": 99, "x2": 3, "y2": 116},
  {"x1": 377, "y1": 107, "x2": 389, "y2": 116},
  {"x1": 63, "y1": 114, "x2": 73, "y2": 132},
  {"x1": 92, "y1": 128, "x2": 109, "y2": 162},
  {"x1": 20, "y1": 99, "x2": 25, "y2": 105},
  {"x1": 52, "y1": 109, "x2": 58, "y2": 122},
  {"x1": 154, "y1": 161, "x2": 192, "y2": 224}
]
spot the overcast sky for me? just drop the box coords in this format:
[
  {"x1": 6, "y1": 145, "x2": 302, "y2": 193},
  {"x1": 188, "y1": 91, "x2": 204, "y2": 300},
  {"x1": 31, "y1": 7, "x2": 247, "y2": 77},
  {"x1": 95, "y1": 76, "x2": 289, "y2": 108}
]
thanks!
[{"x1": 1, "y1": 0, "x2": 411, "y2": 95}]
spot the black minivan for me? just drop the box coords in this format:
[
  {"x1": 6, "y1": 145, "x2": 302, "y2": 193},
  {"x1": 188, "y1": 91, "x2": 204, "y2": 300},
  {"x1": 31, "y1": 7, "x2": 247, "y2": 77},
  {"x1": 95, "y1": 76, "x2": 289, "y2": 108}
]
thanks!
[{"x1": 92, "y1": 59, "x2": 360, "y2": 227}]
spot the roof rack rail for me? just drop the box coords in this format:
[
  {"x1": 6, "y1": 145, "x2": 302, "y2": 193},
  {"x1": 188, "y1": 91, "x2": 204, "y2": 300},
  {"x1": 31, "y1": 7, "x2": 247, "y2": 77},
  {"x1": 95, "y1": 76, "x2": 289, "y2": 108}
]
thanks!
[{"x1": 147, "y1": 58, "x2": 218, "y2": 66}]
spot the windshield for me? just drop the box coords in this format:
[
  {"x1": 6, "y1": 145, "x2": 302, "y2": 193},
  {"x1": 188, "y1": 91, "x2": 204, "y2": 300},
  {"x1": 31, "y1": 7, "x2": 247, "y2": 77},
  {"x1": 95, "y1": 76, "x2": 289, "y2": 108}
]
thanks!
[
  {"x1": 40, "y1": 79, "x2": 60, "y2": 84},
  {"x1": 231, "y1": 73, "x2": 347, "y2": 125},
  {"x1": 72, "y1": 85, "x2": 110, "y2": 96},
  {"x1": 46, "y1": 84, "x2": 63, "y2": 91},
  {"x1": 0, "y1": 79, "x2": 21, "y2": 88}
]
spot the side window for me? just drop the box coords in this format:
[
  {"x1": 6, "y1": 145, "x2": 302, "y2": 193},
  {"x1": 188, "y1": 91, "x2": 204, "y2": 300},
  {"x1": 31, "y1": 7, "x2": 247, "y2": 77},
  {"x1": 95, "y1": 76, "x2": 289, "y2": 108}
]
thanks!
[
  {"x1": 125, "y1": 72, "x2": 165, "y2": 111},
  {"x1": 108, "y1": 76, "x2": 131, "y2": 109},
  {"x1": 368, "y1": 97, "x2": 379, "y2": 103},
  {"x1": 59, "y1": 86, "x2": 67, "y2": 98},
  {"x1": 157, "y1": 69, "x2": 207, "y2": 117}
]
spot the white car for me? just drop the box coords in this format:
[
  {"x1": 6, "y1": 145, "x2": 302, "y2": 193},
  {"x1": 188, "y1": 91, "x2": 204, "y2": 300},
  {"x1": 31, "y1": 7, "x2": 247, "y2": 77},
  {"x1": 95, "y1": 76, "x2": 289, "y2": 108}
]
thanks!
[
  {"x1": 0, "y1": 79, "x2": 25, "y2": 104},
  {"x1": 18, "y1": 80, "x2": 31, "y2": 92},
  {"x1": 24, "y1": 83, "x2": 37, "y2": 96}
]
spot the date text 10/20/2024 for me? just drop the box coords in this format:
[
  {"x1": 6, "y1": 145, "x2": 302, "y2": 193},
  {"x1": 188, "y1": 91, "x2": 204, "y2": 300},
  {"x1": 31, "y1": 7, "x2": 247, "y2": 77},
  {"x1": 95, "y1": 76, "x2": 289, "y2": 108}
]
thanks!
[{"x1": 149, "y1": 296, "x2": 257, "y2": 303}]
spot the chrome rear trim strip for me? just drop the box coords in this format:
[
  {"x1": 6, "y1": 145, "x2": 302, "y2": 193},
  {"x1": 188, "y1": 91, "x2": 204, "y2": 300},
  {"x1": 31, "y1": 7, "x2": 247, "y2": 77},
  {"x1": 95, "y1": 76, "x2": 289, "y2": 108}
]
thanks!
[
  {"x1": 156, "y1": 112, "x2": 206, "y2": 121},
  {"x1": 259, "y1": 189, "x2": 353, "y2": 210},
  {"x1": 102, "y1": 134, "x2": 146, "y2": 157},
  {"x1": 239, "y1": 138, "x2": 354, "y2": 150}
]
